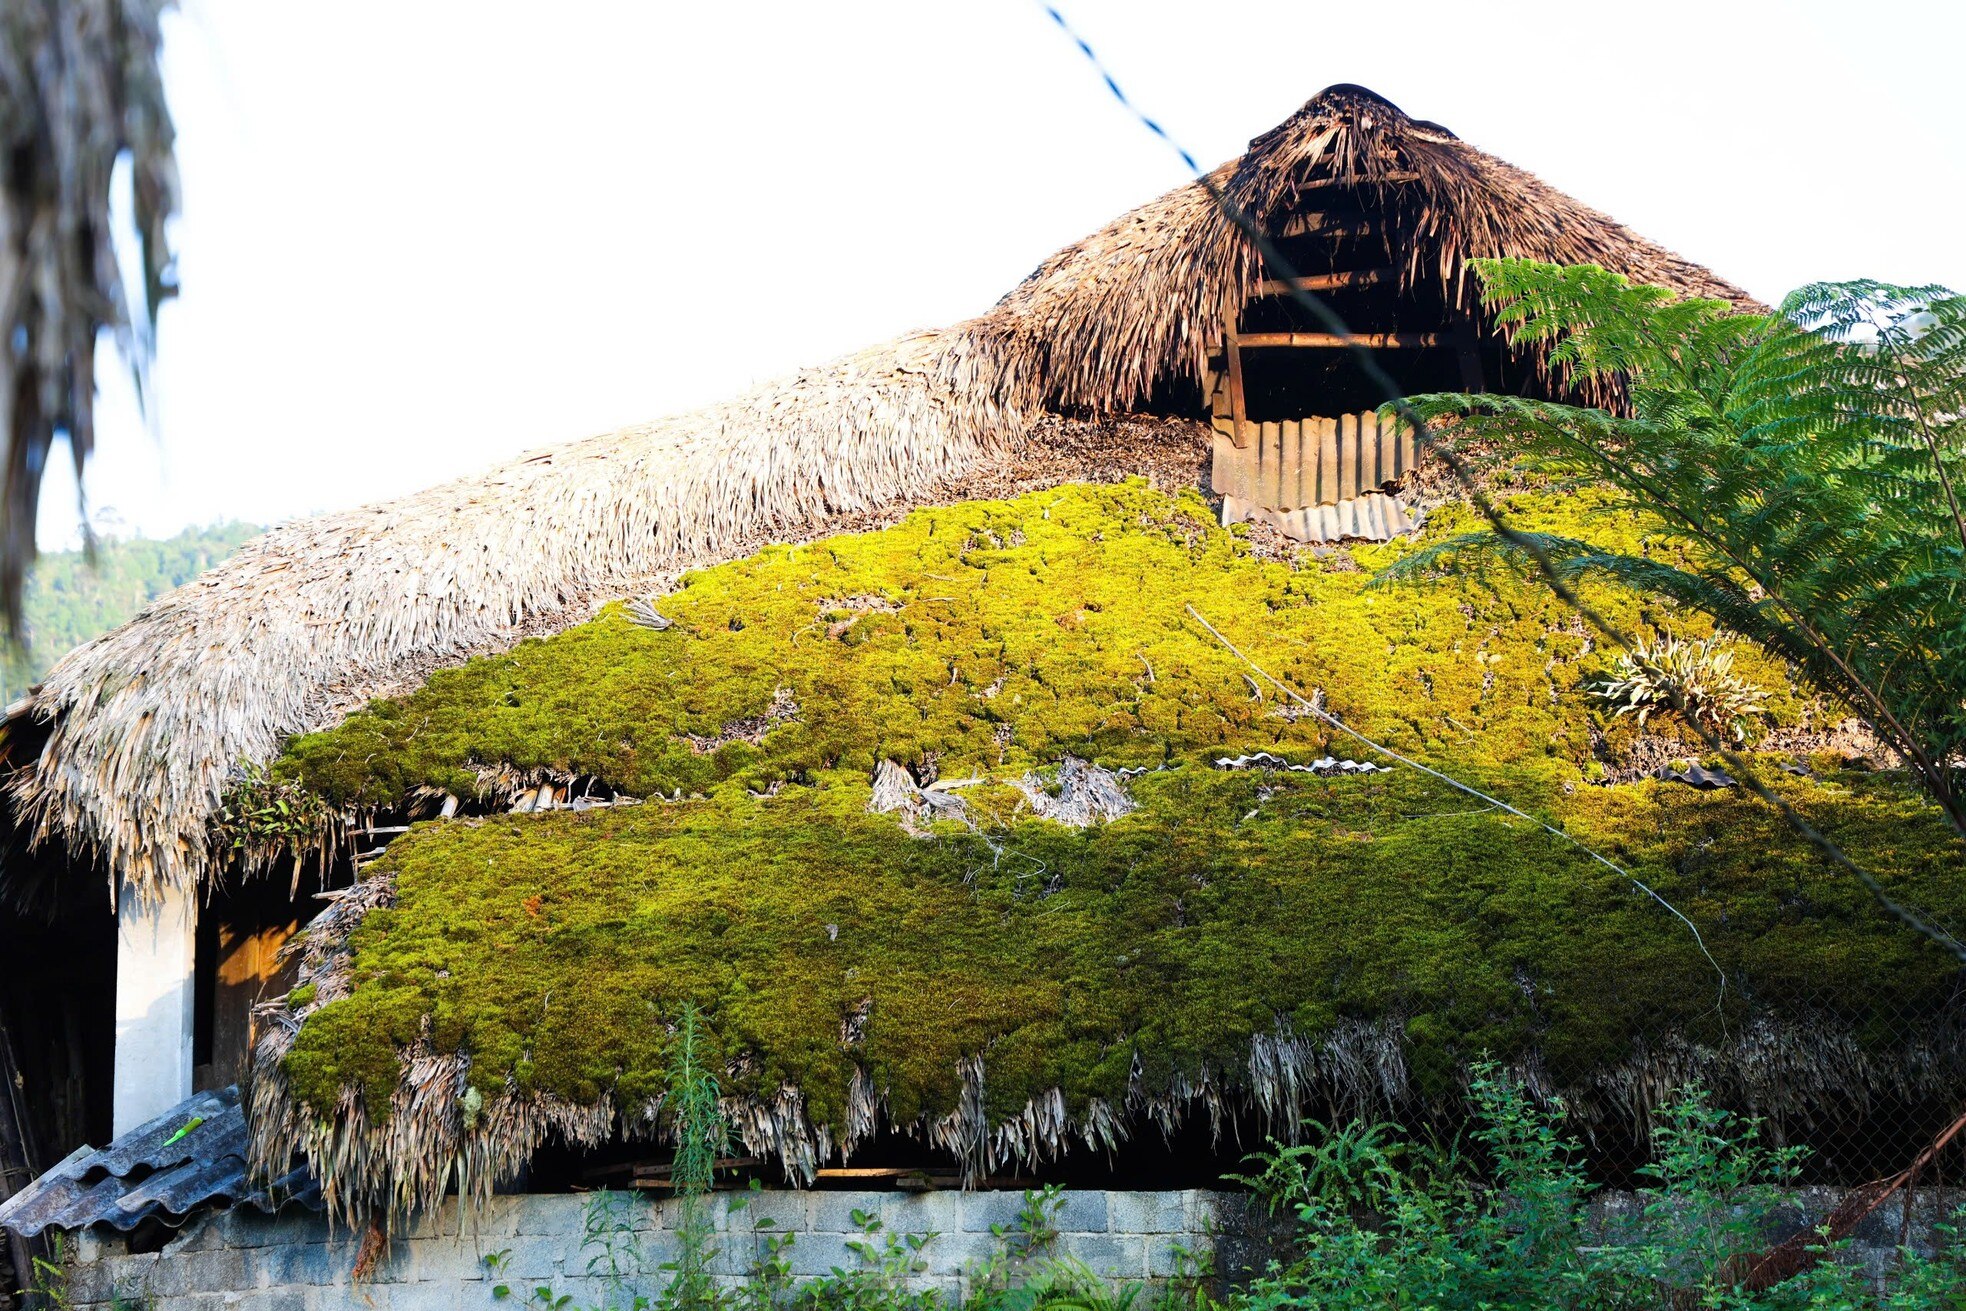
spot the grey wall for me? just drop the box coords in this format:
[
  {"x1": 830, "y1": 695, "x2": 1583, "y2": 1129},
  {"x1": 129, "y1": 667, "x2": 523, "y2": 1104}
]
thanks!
[
  {"x1": 64, "y1": 1189, "x2": 1252, "y2": 1311},
  {"x1": 60, "y1": 1185, "x2": 1956, "y2": 1309}
]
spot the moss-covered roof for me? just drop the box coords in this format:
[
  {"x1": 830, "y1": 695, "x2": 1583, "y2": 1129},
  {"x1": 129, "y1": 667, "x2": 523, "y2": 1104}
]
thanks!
[{"x1": 251, "y1": 482, "x2": 1966, "y2": 1218}]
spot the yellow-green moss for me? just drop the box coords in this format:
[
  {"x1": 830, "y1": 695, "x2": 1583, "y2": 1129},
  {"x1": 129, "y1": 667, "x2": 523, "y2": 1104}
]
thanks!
[
  {"x1": 271, "y1": 482, "x2": 1954, "y2": 1127},
  {"x1": 272, "y1": 482, "x2": 1800, "y2": 810}
]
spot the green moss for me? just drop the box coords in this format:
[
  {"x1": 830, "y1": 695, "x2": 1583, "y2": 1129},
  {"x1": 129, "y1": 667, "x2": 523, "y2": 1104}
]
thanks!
[
  {"x1": 287, "y1": 982, "x2": 318, "y2": 1010},
  {"x1": 271, "y1": 482, "x2": 1799, "y2": 811},
  {"x1": 271, "y1": 482, "x2": 1957, "y2": 1127}
]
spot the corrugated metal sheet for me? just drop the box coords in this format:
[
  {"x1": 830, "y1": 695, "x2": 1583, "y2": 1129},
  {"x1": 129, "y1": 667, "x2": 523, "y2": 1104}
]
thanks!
[
  {"x1": 1221, "y1": 491, "x2": 1417, "y2": 544},
  {"x1": 0, "y1": 1086, "x2": 319, "y2": 1238},
  {"x1": 1210, "y1": 412, "x2": 1416, "y2": 512}
]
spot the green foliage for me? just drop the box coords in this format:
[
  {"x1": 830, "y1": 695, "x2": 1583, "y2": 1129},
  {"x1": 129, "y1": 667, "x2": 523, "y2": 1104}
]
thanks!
[
  {"x1": 211, "y1": 760, "x2": 338, "y2": 860},
  {"x1": 1391, "y1": 262, "x2": 1966, "y2": 845},
  {"x1": 273, "y1": 484, "x2": 1965, "y2": 1133},
  {"x1": 1234, "y1": 1064, "x2": 1966, "y2": 1310},
  {"x1": 0, "y1": 523, "x2": 258, "y2": 702},
  {"x1": 793, "y1": 1207, "x2": 941, "y2": 1311},
  {"x1": 1589, "y1": 633, "x2": 1770, "y2": 744},
  {"x1": 1226, "y1": 1122, "x2": 1414, "y2": 1216},
  {"x1": 664, "y1": 1004, "x2": 728, "y2": 1311}
]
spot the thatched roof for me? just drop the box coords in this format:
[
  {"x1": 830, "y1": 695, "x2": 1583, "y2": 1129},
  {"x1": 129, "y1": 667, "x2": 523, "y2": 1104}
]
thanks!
[
  {"x1": 231, "y1": 481, "x2": 1965, "y2": 1225},
  {"x1": 0, "y1": 84, "x2": 1758, "y2": 900}
]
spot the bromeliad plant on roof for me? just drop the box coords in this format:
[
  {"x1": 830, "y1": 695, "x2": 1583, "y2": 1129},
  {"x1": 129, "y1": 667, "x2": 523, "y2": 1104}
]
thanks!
[{"x1": 1391, "y1": 261, "x2": 1966, "y2": 854}]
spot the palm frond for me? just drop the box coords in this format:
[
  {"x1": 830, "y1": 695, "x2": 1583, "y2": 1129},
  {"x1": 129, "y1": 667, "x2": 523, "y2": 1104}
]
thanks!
[{"x1": 0, "y1": 0, "x2": 177, "y2": 632}]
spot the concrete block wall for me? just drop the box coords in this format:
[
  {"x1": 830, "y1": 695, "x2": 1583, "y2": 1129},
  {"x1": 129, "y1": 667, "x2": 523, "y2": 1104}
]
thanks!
[
  {"x1": 63, "y1": 1189, "x2": 1240, "y2": 1310},
  {"x1": 58, "y1": 1185, "x2": 1960, "y2": 1308}
]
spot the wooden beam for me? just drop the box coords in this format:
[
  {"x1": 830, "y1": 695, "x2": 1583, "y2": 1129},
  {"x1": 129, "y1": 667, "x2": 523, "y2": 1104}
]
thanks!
[
  {"x1": 1298, "y1": 170, "x2": 1422, "y2": 190},
  {"x1": 1231, "y1": 332, "x2": 1441, "y2": 349},
  {"x1": 1273, "y1": 211, "x2": 1378, "y2": 239},
  {"x1": 1254, "y1": 268, "x2": 1393, "y2": 296}
]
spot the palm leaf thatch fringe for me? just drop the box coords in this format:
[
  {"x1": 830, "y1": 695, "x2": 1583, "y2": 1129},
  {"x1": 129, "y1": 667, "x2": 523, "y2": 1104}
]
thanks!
[
  {"x1": 1, "y1": 85, "x2": 1757, "y2": 902},
  {"x1": 0, "y1": 0, "x2": 177, "y2": 632},
  {"x1": 249, "y1": 878, "x2": 1966, "y2": 1230}
]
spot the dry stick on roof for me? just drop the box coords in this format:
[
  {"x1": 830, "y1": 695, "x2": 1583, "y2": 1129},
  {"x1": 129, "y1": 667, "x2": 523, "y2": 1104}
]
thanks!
[{"x1": 1041, "y1": 3, "x2": 1966, "y2": 965}]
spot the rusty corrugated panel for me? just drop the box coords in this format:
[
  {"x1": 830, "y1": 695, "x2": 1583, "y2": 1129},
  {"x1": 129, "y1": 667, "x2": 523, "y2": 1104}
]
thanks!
[
  {"x1": 1221, "y1": 491, "x2": 1418, "y2": 544},
  {"x1": 1211, "y1": 412, "x2": 1416, "y2": 542},
  {"x1": 0, "y1": 1086, "x2": 319, "y2": 1238}
]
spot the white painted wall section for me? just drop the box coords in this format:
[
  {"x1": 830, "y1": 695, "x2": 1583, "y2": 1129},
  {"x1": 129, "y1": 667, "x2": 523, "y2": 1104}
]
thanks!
[{"x1": 113, "y1": 883, "x2": 197, "y2": 1136}]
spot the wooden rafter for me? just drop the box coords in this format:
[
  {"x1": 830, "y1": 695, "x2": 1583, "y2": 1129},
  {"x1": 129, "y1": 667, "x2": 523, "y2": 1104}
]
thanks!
[
  {"x1": 1254, "y1": 267, "x2": 1393, "y2": 296},
  {"x1": 1231, "y1": 331, "x2": 1441, "y2": 349}
]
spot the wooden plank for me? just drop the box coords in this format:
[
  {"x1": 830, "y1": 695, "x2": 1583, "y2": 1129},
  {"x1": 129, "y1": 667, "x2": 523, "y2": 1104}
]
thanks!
[
  {"x1": 1253, "y1": 268, "x2": 1393, "y2": 296},
  {"x1": 1225, "y1": 327, "x2": 1249, "y2": 449},
  {"x1": 1317, "y1": 415, "x2": 1339, "y2": 506},
  {"x1": 1230, "y1": 332, "x2": 1441, "y2": 349}
]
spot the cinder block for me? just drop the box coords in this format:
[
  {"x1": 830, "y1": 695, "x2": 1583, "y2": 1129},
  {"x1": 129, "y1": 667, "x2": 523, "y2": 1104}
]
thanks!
[
  {"x1": 165, "y1": 1214, "x2": 231, "y2": 1254},
  {"x1": 183, "y1": 1247, "x2": 255, "y2": 1294},
  {"x1": 786, "y1": 1230, "x2": 869, "y2": 1278},
  {"x1": 511, "y1": 1193, "x2": 585, "y2": 1237},
  {"x1": 917, "y1": 1227, "x2": 996, "y2": 1275},
  {"x1": 810, "y1": 1191, "x2": 888, "y2": 1236},
  {"x1": 1108, "y1": 1191, "x2": 1187, "y2": 1236},
  {"x1": 228, "y1": 1211, "x2": 331, "y2": 1249},
  {"x1": 724, "y1": 1189, "x2": 809, "y2": 1240},
  {"x1": 380, "y1": 1280, "x2": 464, "y2": 1311},
  {"x1": 956, "y1": 1190, "x2": 1028, "y2": 1234},
  {"x1": 64, "y1": 1253, "x2": 121, "y2": 1305},
  {"x1": 498, "y1": 1233, "x2": 568, "y2": 1283},
  {"x1": 1060, "y1": 1233, "x2": 1146, "y2": 1280},
  {"x1": 1052, "y1": 1190, "x2": 1108, "y2": 1235},
  {"x1": 258, "y1": 1241, "x2": 338, "y2": 1287},
  {"x1": 886, "y1": 1192, "x2": 959, "y2": 1239},
  {"x1": 1147, "y1": 1234, "x2": 1209, "y2": 1279},
  {"x1": 249, "y1": 1287, "x2": 311, "y2": 1311}
]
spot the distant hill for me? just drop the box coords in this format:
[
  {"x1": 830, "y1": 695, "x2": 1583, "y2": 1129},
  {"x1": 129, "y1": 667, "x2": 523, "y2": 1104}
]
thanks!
[{"x1": 3, "y1": 523, "x2": 261, "y2": 703}]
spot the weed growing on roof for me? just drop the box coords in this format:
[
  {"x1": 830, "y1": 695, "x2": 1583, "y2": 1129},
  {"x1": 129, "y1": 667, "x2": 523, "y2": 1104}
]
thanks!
[{"x1": 1589, "y1": 632, "x2": 1771, "y2": 744}]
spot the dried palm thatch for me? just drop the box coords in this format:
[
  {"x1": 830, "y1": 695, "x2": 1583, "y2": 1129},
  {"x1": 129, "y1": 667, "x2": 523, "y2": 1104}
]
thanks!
[
  {"x1": 0, "y1": 84, "x2": 1756, "y2": 901},
  {"x1": 0, "y1": 0, "x2": 177, "y2": 632}
]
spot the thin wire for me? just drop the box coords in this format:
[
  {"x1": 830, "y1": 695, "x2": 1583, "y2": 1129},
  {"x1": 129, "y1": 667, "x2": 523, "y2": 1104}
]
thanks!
[
  {"x1": 1187, "y1": 603, "x2": 1730, "y2": 1002},
  {"x1": 1038, "y1": 2, "x2": 1966, "y2": 964}
]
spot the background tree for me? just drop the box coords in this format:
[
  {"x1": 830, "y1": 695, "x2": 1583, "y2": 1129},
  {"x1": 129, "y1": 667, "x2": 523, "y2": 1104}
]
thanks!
[
  {"x1": 1387, "y1": 259, "x2": 1966, "y2": 928},
  {"x1": 0, "y1": 0, "x2": 177, "y2": 634}
]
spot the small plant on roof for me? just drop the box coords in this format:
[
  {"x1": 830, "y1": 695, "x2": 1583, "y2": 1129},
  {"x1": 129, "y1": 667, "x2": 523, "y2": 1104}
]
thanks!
[
  {"x1": 1587, "y1": 633, "x2": 1770, "y2": 744},
  {"x1": 212, "y1": 761, "x2": 337, "y2": 863}
]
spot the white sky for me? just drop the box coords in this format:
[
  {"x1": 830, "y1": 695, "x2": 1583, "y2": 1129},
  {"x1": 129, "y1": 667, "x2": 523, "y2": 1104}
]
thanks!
[{"x1": 41, "y1": 0, "x2": 1966, "y2": 545}]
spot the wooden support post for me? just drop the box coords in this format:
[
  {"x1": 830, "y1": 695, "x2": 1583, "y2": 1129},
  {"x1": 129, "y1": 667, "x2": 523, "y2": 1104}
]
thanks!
[
  {"x1": 1225, "y1": 316, "x2": 1249, "y2": 449},
  {"x1": 1452, "y1": 309, "x2": 1487, "y2": 393}
]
